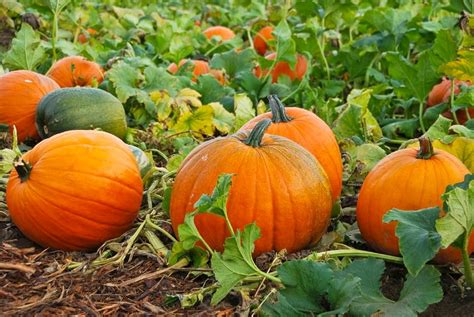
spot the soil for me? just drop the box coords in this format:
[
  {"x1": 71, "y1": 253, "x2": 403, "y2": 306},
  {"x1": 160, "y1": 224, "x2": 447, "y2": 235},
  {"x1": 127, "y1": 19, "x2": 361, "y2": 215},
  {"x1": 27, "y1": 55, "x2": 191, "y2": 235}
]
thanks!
[{"x1": 1, "y1": 218, "x2": 473, "y2": 316}]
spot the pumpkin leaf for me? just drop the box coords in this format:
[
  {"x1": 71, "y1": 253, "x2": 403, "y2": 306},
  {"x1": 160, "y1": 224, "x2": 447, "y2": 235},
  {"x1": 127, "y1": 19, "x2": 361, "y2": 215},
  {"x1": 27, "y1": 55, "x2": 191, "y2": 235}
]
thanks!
[
  {"x1": 172, "y1": 105, "x2": 214, "y2": 136},
  {"x1": 107, "y1": 62, "x2": 142, "y2": 103},
  {"x1": 0, "y1": 126, "x2": 21, "y2": 176},
  {"x1": 386, "y1": 51, "x2": 438, "y2": 102},
  {"x1": 450, "y1": 125, "x2": 474, "y2": 138},
  {"x1": 2, "y1": 23, "x2": 46, "y2": 71},
  {"x1": 168, "y1": 174, "x2": 234, "y2": 265},
  {"x1": 209, "y1": 102, "x2": 235, "y2": 134},
  {"x1": 347, "y1": 259, "x2": 442, "y2": 317},
  {"x1": 194, "y1": 174, "x2": 233, "y2": 217},
  {"x1": 383, "y1": 208, "x2": 442, "y2": 276},
  {"x1": 210, "y1": 48, "x2": 256, "y2": 78},
  {"x1": 333, "y1": 89, "x2": 382, "y2": 142},
  {"x1": 233, "y1": 94, "x2": 256, "y2": 131},
  {"x1": 264, "y1": 258, "x2": 442, "y2": 317},
  {"x1": 273, "y1": 19, "x2": 296, "y2": 67},
  {"x1": 423, "y1": 115, "x2": 453, "y2": 141},
  {"x1": 210, "y1": 223, "x2": 264, "y2": 305},
  {"x1": 440, "y1": 50, "x2": 474, "y2": 82},
  {"x1": 263, "y1": 261, "x2": 336, "y2": 315},
  {"x1": 46, "y1": 0, "x2": 71, "y2": 14},
  {"x1": 436, "y1": 175, "x2": 474, "y2": 248}
]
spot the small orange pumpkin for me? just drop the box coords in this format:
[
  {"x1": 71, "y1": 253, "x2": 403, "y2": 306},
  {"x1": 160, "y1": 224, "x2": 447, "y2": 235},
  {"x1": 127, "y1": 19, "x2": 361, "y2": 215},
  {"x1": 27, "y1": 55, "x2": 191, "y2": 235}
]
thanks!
[
  {"x1": 78, "y1": 28, "x2": 97, "y2": 44},
  {"x1": 356, "y1": 137, "x2": 474, "y2": 264},
  {"x1": 6, "y1": 130, "x2": 143, "y2": 251},
  {"x1": 255, "y1": 52, "x2": 308, "y2": 83},
  {"x1": 170, "y1": 119, "x2": 332, "y2": 256},
  {"x1": 167, "y1": 59, "x2": 225, "y2": 84},
  {"x1": 240, "y1": 95, "x2": 342, "y2": 201},
  {"x1": 203, "y1": 26, "x2": 235, "y2": 42},
  {"x1": 0, "y1": 70, "x2": 59, "y2": 142},
  {"x1": 427, "y1": 77, "x2": 473, "y2": 124},
  {"x1": 253, "y1": 26, "x2": 274, "y2": 55},
  {"x1": 46, "y1": 56, "x2": 105, "y2": 88}
]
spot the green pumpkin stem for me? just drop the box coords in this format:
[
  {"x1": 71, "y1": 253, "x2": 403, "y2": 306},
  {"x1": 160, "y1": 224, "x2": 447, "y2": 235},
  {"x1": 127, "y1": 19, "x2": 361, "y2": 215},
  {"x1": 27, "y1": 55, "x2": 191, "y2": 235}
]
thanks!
[
  {"x1": 268, "y1": 95, "x2": 292, "y2": 123},
  {"x1": 244, "y1": 119, "x2": 272, "y2": 148},
  {"x1": 416, "y1": 137, "x2": 435, "y2": 160},
  {"x1": 14, "y1": 159, "x2": 32, "y2": 182}
]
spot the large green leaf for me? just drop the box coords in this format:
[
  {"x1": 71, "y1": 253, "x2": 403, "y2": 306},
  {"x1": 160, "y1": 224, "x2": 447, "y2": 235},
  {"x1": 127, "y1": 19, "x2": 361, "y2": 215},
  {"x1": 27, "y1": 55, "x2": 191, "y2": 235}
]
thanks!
[
  {"x1": 383, "y1": 208, "x2": 442, "y2": 276},
  {"x1": 2, "y1": 24, "x2": 46, "y2": 71}
]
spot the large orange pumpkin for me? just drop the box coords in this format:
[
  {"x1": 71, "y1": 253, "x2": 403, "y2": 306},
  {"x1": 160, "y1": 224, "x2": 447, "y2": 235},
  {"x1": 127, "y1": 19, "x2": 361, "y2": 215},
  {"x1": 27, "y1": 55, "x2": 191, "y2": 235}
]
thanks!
[
  {"x1": 170, "y1": 119, "x2": 332, "y2": 255},
  {"x1": 253, "y1": 26, "x2": 274, "y2": 55},
  {"x1": 0, "y1": 70, "x2": 59, "y2": 142},
  {"x1": 427, "y1": 77, "x2": 473, "y2": 124},
  {"x1": 255, "y1": 52, "x2": 308, "y2": 83},
  {"x1": 167, "y1": 59, "x2": 224, "y2": 84},
  {"x1": 356, "y1": 137, "x2": 474, "y2": 264},
  {"x1": 240, "y1": 95, "x2": 342, "y2": 201},
  {"x1": 203, "y1": 26, "x2": 235, "y2": 42},
  {"x1": 6, "y1": 130, "x2": 143, "y2": 251},
  {"x1": 46, "y1": 56, "x2": 105, "y2": 88}
]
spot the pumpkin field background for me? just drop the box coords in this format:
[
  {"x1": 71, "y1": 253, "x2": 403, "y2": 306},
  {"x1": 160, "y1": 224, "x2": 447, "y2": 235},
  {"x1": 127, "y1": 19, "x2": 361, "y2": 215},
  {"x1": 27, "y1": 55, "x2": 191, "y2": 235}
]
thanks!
[{"x1": 1, "y1": 0, "x2": 474, "y2": 315}]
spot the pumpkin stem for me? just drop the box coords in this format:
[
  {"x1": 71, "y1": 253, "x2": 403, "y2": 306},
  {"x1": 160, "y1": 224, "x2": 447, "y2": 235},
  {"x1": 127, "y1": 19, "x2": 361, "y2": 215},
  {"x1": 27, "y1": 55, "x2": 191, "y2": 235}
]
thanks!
[
  {"x1": 416, "y1": 137, "x2": 435, "y2": 160},
  {"x1": 243, "y1": 119, "x2": 272, "y2": 148},
  {"x1": 268, "y1": 95, "x2": 292, "y2": 123},
  {"x1": 14, "y1": 159, "x2": 32, "y2": 182}
]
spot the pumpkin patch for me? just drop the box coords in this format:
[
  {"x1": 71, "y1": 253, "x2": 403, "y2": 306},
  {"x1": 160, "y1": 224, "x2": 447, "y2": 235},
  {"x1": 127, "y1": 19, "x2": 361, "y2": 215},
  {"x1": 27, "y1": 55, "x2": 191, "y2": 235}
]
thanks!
[{"x1": 1, "y1": 2, "x2": 474, "y2": 315}]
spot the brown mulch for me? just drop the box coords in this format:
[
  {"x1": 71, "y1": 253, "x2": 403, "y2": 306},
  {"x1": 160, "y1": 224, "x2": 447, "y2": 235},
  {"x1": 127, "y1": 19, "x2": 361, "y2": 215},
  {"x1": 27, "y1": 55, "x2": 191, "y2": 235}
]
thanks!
[
  {"x1": 2, "y1": 220, "x2": 474, "y2": 316},
  {"x1": 0, "y1": 237, "x2": 237, "y2": 316}
]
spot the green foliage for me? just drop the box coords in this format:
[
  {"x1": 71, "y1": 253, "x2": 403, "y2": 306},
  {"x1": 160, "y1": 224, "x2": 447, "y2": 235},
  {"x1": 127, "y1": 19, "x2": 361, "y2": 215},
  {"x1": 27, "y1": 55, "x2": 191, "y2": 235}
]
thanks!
[
  {"x1": 383, "y1": 208, "x2": 442, "y2": 276},
  {"x1": 2, "y1": 24, "x2": 46, "y2": 70},
  {"x1": 263, "y1": 258, "x2": 442, "y2": 317}
]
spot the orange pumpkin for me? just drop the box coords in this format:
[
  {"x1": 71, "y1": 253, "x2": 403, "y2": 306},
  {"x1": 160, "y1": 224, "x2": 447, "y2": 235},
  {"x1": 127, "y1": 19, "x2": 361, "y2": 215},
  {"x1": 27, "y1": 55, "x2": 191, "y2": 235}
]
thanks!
[
  {"x1": 78, "y1": 28, "x2": 97, "y2": 44},
  {"x1": 356, "y1": 137, "x2": 474, "y2": 264},
  {"x1": 47, "y1": 56, "x2": 105, "y2": 88},
  {"x1": 203, "y1": 26, "x2": 235, "y2": 42},
  {"x1": 0, "y1": 70, "x2": 59, "y2": 142},
  {"x1": 427, "y1": 77, "x2": 473, "y2": 124},
  {"x1": 240, "y1": 95, "x2": 342, "y2": 201},
  {"x1": 170, "y1": 119, "x2": 332, "y2": 255},
  {"x1": 253, "y1": 26, "x2": 274, "y2": 55},
  {"x1": 255, "y1": 52, "x2": 308, "y2": 83},
  {"x1": 167, "y1": 59, "x2": 224, "y2": 84},
  {"x1": 6, "y1": 130, "x2": 143, "y2": 251}
]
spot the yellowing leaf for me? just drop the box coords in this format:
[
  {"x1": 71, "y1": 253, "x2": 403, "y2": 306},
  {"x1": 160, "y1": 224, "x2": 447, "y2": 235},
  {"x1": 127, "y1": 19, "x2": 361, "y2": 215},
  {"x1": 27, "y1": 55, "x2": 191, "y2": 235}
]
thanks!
[
  {"x1": 209, "y1": 102, "x2": 235, "y2": 134},
  {"x1": 150, "y1": 90, "x2": 172, "y2": 120},
  {"x1": 440, "y1": 50, "x2": 474, "y2": 82},
  {"x1": 175, "y1": 88, "x2": 202, "y2": 114},
  {"x1": 172, "y1": 105, "x2": 214, "y2": 136},
  {"x1": 233, "y1": 94, "x2": 255, "y2": 132}
]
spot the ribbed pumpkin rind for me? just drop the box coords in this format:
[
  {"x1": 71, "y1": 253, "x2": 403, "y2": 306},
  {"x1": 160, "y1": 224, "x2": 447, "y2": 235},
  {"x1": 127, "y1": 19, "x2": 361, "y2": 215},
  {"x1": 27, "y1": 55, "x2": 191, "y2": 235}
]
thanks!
[
  {"x1": 36, "y1": 87, "x2": 127, "y2": 139},
  {"x1": 356, "y1": 147, "x2": 474, "y2": 264},
  {"x1": 170, "y1": 131, "x2": 332, "y2": 256},
  {"x1": 6, "y1": 130, "x2": 143, "y2": 251}
]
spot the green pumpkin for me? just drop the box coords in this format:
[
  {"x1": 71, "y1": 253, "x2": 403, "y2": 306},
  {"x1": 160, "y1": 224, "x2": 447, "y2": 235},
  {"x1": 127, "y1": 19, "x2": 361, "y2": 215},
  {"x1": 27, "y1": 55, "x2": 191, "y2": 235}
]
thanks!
[{"x1": 36, "y1": 87, "x2": 127, "y2": 139}]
